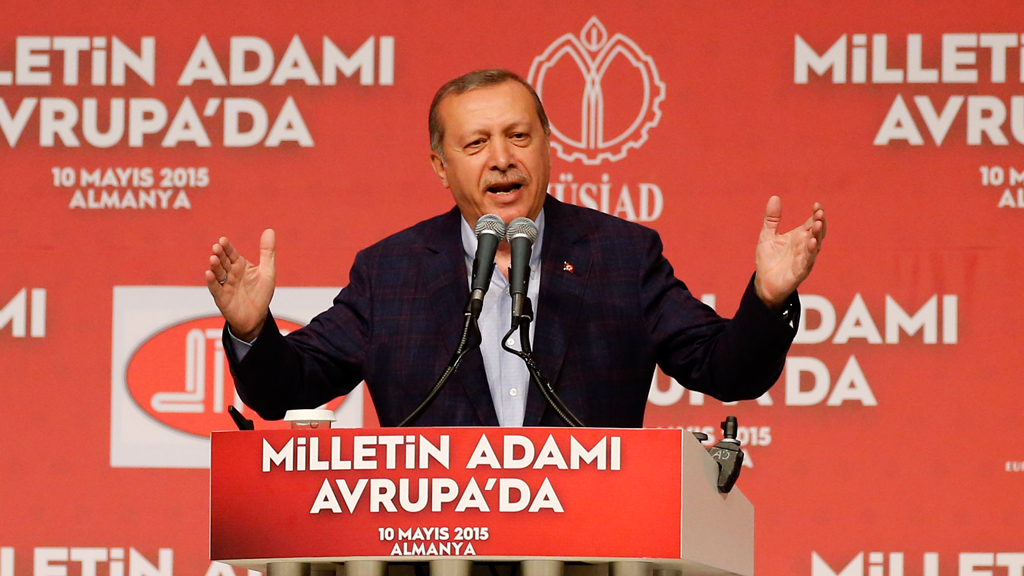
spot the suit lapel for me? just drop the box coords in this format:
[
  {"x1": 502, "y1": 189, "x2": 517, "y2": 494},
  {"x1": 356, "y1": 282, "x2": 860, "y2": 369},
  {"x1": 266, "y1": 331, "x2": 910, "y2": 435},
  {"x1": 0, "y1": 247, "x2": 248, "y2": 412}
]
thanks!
[
  {"x1": 524, "y1": 198, "x2": 593, "y2": 426},
  {"x1": 424, "y1": 207, "x2": 499, "y2": 426}
]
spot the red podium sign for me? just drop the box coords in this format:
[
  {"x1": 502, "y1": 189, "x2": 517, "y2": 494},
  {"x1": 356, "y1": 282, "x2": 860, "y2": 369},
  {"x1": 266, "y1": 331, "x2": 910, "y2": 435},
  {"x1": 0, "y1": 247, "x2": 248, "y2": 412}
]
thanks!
[{"x1": 211, "y1": 428, "x2": 685, "y2": 561}]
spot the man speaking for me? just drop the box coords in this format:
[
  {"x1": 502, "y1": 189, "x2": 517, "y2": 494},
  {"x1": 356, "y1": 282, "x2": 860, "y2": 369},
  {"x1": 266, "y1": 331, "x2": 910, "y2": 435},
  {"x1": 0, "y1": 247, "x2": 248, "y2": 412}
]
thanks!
[{"x1": 205, "y1": 69, "x2": 826, "y2": 427}]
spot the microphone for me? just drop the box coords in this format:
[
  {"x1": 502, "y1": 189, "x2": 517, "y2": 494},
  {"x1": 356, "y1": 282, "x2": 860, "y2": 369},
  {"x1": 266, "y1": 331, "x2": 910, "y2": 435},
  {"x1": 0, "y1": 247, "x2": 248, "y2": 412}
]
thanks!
[
  {"x1": 506, "y1": 217, "x2": 539, "y2": 328},
  {"x1": 469, "y1": 214, "x2": 507, "y2": 318}
]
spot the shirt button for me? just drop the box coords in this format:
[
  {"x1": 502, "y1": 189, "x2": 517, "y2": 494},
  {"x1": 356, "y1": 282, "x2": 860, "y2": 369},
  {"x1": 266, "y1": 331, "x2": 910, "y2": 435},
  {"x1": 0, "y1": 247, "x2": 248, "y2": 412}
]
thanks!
[
  {"x1": 509, "y1": 388, "x2": 518, "y2": 397},
  {"x1": 506, "y1": 337, "x2": 516, "y2": 347}
]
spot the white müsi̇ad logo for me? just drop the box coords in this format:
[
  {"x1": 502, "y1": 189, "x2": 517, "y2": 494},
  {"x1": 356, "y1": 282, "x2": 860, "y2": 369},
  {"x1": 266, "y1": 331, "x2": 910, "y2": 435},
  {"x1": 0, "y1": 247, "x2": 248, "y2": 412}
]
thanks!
[{"x1": 528, "y1": 17, "x2": 666, "y2": 165}]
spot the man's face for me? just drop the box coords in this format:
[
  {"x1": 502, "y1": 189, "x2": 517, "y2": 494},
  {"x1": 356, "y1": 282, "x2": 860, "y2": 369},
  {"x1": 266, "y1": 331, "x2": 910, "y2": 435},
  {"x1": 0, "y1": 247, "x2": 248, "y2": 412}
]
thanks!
[{"x1": 430, "y1": 81, "x2": 551, "y2": 227}]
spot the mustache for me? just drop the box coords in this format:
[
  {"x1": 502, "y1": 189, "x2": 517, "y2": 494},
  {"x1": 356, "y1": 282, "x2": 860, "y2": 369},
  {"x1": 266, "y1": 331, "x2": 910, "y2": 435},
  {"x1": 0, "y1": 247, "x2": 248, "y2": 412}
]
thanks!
[{"x1": 481, "y1": 170, "x2": 529, "y2": 189}]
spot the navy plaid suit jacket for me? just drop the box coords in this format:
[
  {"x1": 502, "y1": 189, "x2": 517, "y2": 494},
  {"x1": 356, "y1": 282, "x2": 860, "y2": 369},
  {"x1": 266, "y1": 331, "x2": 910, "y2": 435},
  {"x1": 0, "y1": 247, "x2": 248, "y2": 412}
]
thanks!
[{"x1": 227, "y1": 197, "x2": 798, "y2": 427}]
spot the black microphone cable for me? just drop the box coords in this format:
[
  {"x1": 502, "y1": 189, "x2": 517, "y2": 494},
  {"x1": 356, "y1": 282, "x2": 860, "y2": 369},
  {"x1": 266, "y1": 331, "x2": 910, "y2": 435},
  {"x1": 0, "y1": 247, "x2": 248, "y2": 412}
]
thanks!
[{"x1": 501, "y1": 297, "x2": 584, "y2": 427}]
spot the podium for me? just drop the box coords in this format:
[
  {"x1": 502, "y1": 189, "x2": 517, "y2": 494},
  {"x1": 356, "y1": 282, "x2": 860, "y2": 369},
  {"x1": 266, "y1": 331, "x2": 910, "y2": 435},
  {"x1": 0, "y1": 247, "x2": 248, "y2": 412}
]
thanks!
[{"x1": 211, "y1": 428, "x2": 753, "y2": 576}]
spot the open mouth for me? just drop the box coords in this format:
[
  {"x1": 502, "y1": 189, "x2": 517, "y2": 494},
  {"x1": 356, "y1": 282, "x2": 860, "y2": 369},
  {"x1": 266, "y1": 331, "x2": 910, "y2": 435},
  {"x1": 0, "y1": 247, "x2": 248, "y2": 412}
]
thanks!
[{"x1": 486, "y1": 182, "x2": 524, "y2": 195}]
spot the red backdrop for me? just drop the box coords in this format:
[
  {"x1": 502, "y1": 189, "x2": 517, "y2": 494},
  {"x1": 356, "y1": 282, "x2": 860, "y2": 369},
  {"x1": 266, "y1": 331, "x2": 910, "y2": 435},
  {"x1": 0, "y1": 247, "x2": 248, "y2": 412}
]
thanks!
[{"x1": 2, "y1": 2, "x2": 1023, "y2": 576}]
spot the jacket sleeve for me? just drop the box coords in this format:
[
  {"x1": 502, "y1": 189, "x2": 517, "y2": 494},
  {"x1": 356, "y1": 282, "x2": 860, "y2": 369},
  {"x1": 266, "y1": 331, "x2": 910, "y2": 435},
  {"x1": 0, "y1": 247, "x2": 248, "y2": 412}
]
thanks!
[
  {"x1": 223, "y1": 249, "x2": 375, "y2": 421},
  {"x1": 639, "y1": 229, "x2": 799, "y2": 401}
]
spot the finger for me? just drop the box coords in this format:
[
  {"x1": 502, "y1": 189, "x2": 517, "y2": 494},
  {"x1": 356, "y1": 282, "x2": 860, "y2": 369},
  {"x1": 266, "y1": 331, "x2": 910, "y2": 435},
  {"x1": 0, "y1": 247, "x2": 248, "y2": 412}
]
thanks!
[
  {"x1": 816, "y1": 207, "x2": 827, "y2": 243},
  {"x1": 204, "y1": 269, "x2": 223, "y2": 296},
  {"x1": 762, "y1": 196, "x2": 782, "y2": 236},
  {"x1": 803, "y1": 204, "x2": 826, "y2": 240},
  {"x1": 212, "y1": 243, "x2": 231, "y2": 274},
  {"x1": 811, "y1": 215, "x2": 824, "y2": 231},
  {"x1": 209, "y1": 254, "x2": 228, "y2": 283},
  {"x1": 802, "y1": 206, "x2": 818, "y2": 230},
  {"x1": 804, "y1": 211, "x2": 826, "y2": 248},
  {"x1": 220, "y1": 237, "x2": 241, "y2": 264},
  {"x1": 259, "y1": 229, "x2": 276, "y2": 271},
  {"x1": 809, "y1": 221, "x2": 824, "y2": 246},
  {"x1": 805, "y1": 237, "x2": 820, "y2": 271}
]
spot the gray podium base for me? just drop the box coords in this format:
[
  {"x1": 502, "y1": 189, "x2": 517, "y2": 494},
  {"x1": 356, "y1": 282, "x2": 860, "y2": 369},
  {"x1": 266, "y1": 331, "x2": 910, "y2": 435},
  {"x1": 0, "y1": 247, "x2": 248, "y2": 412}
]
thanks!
[
  {"x1": 610, "y1": 563, "x2": 652, "y2": 576},
  {"x1": 522, "y1": 560, "x2": 563, "y2": 576},
  {"x1": 342, "y1": 561, "x2": 388, "y2": 576},
  {"x1": 428, "y1": 559, "x2": 473, "y2": 576},
  {"x1": 268, "y1": 563, "x2": 310, "y2": 576}
]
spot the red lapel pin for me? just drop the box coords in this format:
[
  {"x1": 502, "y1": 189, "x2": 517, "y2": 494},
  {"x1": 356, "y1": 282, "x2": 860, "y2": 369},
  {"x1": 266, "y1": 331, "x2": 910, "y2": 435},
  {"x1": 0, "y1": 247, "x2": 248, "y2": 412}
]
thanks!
[{"x1": 563, "y1": 261, "x2": 574, "y2": 273}]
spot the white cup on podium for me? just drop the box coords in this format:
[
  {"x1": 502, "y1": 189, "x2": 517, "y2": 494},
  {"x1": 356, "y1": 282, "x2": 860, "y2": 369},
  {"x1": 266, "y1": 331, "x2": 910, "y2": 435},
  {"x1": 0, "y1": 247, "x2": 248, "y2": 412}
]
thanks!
[{"x1": 283, "y1": 409, "x2": 336, "y2": 430}]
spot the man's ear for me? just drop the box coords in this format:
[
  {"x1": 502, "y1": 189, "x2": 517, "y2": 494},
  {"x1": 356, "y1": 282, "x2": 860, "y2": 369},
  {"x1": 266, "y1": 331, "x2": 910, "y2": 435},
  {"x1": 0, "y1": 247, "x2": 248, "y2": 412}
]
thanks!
[{"x1": 430, "y1": 152, "x2": 449, "y2": 188}]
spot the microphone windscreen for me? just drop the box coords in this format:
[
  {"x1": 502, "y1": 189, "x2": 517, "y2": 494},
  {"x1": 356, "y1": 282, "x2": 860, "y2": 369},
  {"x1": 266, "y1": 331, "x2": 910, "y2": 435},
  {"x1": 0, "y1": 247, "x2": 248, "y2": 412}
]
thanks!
[
  {"x1": 506, "y1": 217, "x2": 539, "y2": 244},
  {"x1": 475, "y1": 214, "x2": 507, "y2": 238}
]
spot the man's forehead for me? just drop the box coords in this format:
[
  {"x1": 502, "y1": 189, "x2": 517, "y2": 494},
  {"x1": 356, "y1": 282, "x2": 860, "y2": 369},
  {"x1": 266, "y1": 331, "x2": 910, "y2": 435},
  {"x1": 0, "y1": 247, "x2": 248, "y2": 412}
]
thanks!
[{"x1": 439, "y1": 82, "x2": 539, "y2": 132}]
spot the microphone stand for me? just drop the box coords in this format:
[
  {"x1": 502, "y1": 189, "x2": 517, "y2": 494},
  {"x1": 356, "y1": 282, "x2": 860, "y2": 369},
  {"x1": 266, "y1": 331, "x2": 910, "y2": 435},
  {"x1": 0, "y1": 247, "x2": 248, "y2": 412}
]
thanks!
[
  {"x1": 502, "y1": 298, "x2": 585, "y2": 427},
  {"x1": 399, "y1": 300, "x2": 481, "y2": 427}
]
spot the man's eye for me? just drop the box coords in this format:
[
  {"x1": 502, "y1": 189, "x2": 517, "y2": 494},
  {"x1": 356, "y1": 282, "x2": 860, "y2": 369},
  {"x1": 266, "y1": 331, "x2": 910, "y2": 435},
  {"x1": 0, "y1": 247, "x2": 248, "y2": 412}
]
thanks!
[{"x1": 466, "y1": 139, "x2": 485, "y2": 148}]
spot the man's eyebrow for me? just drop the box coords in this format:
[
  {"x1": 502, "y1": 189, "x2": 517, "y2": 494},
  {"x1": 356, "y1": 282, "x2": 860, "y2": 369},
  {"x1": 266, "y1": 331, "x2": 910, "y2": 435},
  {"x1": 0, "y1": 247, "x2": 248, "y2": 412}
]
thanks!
[
  {"x1": 503, "y1": 120, "x2": 531, "y2": 131},
  {"x1": 462, "y1": 128, "x2": 490, "y2": 141},
  {"x1": 459, "y1": 119, "x2": 531, "y2": 140}
]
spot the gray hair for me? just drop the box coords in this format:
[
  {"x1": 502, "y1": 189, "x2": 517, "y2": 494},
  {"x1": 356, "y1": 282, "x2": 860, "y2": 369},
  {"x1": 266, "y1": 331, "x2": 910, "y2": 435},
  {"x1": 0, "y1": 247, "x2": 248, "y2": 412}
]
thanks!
[{"x1": 428, "y1": 69, "x2": 550, "y2": 158}]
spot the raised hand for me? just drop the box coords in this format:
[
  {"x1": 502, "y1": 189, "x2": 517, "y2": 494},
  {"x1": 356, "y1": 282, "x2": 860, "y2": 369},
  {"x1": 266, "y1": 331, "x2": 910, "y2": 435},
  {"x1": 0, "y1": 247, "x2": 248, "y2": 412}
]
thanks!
[
  {"x1": 754, "y1": 196, "x2": 826, "y2": 309},
  {"x1": 204, "y1": 229, "x2": 277, "y2": 341}
]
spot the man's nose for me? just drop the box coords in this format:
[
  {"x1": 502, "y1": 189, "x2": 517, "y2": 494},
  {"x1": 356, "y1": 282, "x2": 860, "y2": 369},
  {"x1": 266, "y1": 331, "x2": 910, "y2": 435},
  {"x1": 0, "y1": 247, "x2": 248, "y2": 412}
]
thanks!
[{"x1": 488, "y1": 138, "x2": 515, "y2": 171}]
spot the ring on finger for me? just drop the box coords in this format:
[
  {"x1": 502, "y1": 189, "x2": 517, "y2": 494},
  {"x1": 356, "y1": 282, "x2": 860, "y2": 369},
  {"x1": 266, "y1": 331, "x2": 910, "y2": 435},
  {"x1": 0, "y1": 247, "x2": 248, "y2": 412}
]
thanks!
[{"x1": 219, "y1": 275, "x2": 228, "y2": 285}]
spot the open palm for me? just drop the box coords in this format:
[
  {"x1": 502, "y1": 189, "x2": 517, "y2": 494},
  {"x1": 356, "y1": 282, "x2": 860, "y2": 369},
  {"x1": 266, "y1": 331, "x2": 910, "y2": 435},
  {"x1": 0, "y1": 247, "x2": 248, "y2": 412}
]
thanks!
[
  {"x1": 754, "y1": 196, "x2": 826, "y2": 309},
  {"x1": 204, "y1": 229, "x2": 277, "y2": 341}
]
